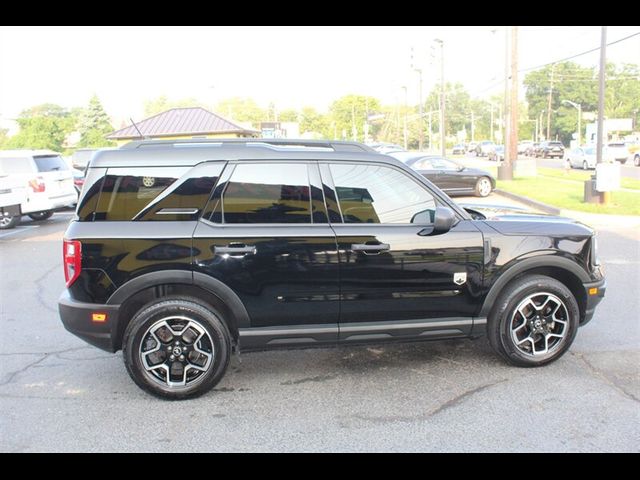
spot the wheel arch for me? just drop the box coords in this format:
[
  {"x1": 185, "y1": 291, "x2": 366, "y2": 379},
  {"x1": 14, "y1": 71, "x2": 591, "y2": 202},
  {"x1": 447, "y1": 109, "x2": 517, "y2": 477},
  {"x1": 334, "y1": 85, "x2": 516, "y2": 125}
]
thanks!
[
  {"x1": 480, "y1": 256, "x2": 589, "y2": 323},
  {"x1": 107, "y1": 270, "x2": 250, "y2": 351}
]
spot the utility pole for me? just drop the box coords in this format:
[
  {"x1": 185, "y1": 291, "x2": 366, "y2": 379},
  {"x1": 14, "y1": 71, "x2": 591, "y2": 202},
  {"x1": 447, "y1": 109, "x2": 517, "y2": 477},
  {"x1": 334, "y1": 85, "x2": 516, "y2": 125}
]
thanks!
[
  {"x1": 470, "y1": 111, "x2": 475, "y2": 143},
  {"x1": 434, "y1": 39, "x2": 445, "y2": 157},
  {"x1": 506, "y1": 25, "x2": 518, "y2": 179},
  {"x1": 546, "y1": 63, "x2": 556, "y2": 140},
  {"x1": 597, "y1": 26, "x2": 609, "y2": 204},
  {"x1": 503, "y1": 27, "x2": 509, "y2": 160},
  {"x1": 490, "y1": 104, "x2": 494, "y2": 143},
  {"x1": 428, "y1": 111, "x2": 433, "y2": 151},
  {"x1": 418, "y1": 69, "x2": 424, "y2": 150},
  {"x1": 402, "y1": 86, "x2": 408, "y2": 150}
]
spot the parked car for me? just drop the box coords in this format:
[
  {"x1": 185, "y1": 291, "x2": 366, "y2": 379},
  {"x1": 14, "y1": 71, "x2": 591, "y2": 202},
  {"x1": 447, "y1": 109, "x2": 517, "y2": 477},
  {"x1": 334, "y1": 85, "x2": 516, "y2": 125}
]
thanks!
[
  {"x1": 467, "y1": 141, "x2": 479, "y2": 155},
  {"x1": 488, "y1": 145, "x2": 505, "y2": 162},
  {"x1": 518, "y1": 141, "x2": 534, "y2": 155},
  {"x1": 59, "y1": 138, "x2": 605, "y2": 399},
  {"x1": 72, "y1": 169, "x2": 85, "y2": 197},
  {"x1": 525, "y1": 142, "x2": 540, "y2": 157},
  {"x1": 607, "y1": 142, "x2": 629, "y2": 164},
  {"x1": 475, "y1": 140, "x2": 495, "y2": 157},
  {"x1": 0, "y1": 150, "x2": 78, "y2": 227},
  {"x1": 0, "y1": 173, "x2": 27, "y2": 229},
  {"x1": 367, "y1": 142, "x2": 405, "y2": 155},
  {"x1": 536, "y1": 141, "x2": 565, "y2": 158},
  {"x1": 565, "y1": 146, "x2": 614, "y2": 169},
  {"x1": 452, "y1": 143, "x2": 466, "y2": 155}
]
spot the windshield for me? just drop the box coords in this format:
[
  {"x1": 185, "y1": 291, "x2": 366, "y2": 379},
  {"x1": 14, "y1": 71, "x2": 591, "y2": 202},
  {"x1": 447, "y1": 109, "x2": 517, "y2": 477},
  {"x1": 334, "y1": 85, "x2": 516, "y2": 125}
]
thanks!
[
  {"x1": 34, "y1": 155, "x2": 69, "y2": 172},
  {"x1": 584, "y1": 147, "x2": 596, "y2": 155}
]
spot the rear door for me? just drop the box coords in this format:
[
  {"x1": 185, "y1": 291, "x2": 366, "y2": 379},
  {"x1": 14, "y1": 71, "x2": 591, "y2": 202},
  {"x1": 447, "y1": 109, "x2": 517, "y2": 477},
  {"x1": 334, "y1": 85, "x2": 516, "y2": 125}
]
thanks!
[{"x1": 192, "y1": 161, "x2": 340, "y2": 348}]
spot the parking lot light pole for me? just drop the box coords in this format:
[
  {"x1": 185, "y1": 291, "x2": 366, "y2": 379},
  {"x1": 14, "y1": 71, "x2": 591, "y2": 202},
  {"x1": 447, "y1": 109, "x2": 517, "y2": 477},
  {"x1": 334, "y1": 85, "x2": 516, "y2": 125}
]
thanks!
[{"x1": 563, "y1": 100, "x2": 582, "y2": 147}]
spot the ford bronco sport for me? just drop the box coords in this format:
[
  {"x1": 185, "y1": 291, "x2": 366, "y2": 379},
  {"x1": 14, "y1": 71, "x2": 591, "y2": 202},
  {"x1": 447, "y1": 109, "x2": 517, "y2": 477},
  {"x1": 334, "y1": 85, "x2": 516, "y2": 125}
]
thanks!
[{"x1": 58, "y1": 139, "x2": 605, "y2": 399}]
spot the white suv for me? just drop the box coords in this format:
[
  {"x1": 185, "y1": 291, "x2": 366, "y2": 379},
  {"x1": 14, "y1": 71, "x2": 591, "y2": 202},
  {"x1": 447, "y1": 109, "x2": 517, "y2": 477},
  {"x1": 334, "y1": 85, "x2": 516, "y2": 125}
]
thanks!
[{"x1": 0, "y1": 150, "x2": 77, "y2": 228}]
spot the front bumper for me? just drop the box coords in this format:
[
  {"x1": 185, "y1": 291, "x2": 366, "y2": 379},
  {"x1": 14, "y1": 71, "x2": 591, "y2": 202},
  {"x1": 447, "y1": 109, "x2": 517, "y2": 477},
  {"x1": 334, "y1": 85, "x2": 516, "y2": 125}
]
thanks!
[
  {"x1": 58, "y1": 290, "x2": 120, "y2": 352},
  {"x1": 581, "y1": 278, "x2": 606, "y2": 325}
]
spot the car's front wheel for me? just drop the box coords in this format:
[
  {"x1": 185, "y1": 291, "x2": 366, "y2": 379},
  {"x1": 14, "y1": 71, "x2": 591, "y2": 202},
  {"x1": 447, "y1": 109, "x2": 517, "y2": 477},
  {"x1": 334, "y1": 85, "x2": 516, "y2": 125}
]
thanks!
[
  {"x1": 583, "y1": 160, "x2": 589, "y2": 170},
  {"x1": 28, "y1": 210, "x2": 53, "y2": 221},
  {"x1": 123, "y1": 297, "x2": 232, "y2": 400},
  {"x1": 634, "y1": 154, "x2": 640, "y2": 167},
  {"x1": 475, "y1": 177, "x2": 493, "y2": 197},
  {"x1": 487, "y1": 275, "x2": 579, "y2": 367}
]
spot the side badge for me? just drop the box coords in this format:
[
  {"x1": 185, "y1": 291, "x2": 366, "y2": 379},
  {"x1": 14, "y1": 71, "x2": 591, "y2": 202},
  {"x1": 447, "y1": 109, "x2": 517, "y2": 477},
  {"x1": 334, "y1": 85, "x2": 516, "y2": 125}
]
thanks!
[{"x1": 453, "y1": 272, "x2": 467, "y2": 285}]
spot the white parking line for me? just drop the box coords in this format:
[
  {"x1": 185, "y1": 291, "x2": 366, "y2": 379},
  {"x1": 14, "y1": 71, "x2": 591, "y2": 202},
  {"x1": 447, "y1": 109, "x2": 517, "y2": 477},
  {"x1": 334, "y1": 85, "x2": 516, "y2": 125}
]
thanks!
[{"x1": 0, "y1": 225, "x2": 40, "y2": 239}]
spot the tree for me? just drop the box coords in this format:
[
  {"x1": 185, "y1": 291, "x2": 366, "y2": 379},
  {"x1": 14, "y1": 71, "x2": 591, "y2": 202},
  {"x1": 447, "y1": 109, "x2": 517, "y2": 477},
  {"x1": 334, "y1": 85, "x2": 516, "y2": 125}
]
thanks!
[
  {"x1": 4, "y1": 103, "x2": 74, "y2": 151},
  {"x1": 605, "y1": 63, "x2": 640, "y2": 119},
  {"x1": 143, "y1": 95, "x2": 203, "y2": 116},
  {"x1": 215, "y1": 97, "x2": 266, "y2": 125},
  {"x1": 78, "y1": 95, "x2": 115, "y2": 148},
  {"x1": 425, "y1": 82, "x2": 473, "y2": 146},
  {"x1": 278, "y1": 109, "x2": 299, "y2": 122},
  {"x1": 329, "y1": 95, "x2": 381, "y2": 142},
  {"x1": 0, "y1": 128, "x2": 8, "y2": 148},
  {"x1": 299, "y1": 107, "x2": 330, "y2": 138}
]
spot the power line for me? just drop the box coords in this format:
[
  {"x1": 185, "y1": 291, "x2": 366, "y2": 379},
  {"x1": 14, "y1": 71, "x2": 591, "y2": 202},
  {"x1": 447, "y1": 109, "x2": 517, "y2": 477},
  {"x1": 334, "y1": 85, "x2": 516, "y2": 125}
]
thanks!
[{"x1": 518, "y1": 31, "x2": 640, "y2": 73}]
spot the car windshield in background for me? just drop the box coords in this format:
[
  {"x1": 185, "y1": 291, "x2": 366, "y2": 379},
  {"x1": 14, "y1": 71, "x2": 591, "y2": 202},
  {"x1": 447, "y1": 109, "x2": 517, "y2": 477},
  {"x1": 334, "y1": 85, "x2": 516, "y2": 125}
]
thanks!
[
  {"x1": 549, "y1": 142, "x2": 564, "y2": 147},
  {"x1": 34, "y1": 155, "x2": 69, "y2": 172}
]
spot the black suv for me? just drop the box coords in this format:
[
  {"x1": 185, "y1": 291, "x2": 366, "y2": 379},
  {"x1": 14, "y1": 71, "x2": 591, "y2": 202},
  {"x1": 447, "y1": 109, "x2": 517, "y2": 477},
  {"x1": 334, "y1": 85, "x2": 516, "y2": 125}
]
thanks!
[
  {"x1": 58, "y1": 139, "x2": 605, "y2": 399},
  {"x1": 536, "y1": 141, "x2": 565, "y2": 159}
]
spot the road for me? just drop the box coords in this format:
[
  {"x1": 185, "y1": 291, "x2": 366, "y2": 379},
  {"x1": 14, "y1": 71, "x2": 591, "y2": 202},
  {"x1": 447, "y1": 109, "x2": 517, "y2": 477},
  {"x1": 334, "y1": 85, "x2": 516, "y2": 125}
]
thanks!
[{"x1": 0, "y1": 211, "x2": 638, "y2": 452}]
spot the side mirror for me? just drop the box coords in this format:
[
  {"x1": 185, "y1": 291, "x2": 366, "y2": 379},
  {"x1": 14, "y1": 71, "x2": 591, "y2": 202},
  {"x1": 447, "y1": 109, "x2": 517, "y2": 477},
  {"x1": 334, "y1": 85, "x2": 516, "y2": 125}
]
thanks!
[{"x1": 418, "y1": 206, "x2": 457, "y2": 236}]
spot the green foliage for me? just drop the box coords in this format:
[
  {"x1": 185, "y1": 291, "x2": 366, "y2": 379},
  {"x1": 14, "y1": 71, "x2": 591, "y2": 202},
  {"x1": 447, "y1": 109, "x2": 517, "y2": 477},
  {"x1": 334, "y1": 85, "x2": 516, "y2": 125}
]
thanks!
[
  {"x1": 215, "y1": 97, "x2": 266, "y2": 124},
  {"x1": 329, "y1": 95, "x2": 381, "y2": 142},
  {"x1": 143, "y1": 95, "x2": 204, "y2": 117},
  {"x1": 78, "y1": 95, "x2": 115, "y2": 148},
  {"x1": 278, "y1": 109, "x2": 299, "y2": 122},
  {"x1": 299, "y1": 107, "x2": 330, "y2": 137},
  {"x1": 0, "y1": 128, "x2": 8, "y2": 148},
  {"x1": 3, "y1": 103, "x2": 76, "y2": 151},
  {"x1": 605, "y1": 63, "x2": 640, "y2": 118}
]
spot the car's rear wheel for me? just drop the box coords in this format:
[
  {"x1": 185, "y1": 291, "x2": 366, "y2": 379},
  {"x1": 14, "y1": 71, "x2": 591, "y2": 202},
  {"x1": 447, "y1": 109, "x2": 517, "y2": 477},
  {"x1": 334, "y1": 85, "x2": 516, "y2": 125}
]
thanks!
[
  {"x1": 123, "y1": 297, "x2": 232, "y2": 400},
  {"x1": 634, "y1": 155, "x2": 640, "y2": 167},
  {"x1": 583, "y1": 160, "x2": 588, "y2": 170},
  {"x1": 0, "y1": 214, "x2": 20, "y2": 230},
  {"x1": 28, "y1": 210, "x2": 53, "y2": 221},
  {"x1": 487, "y1": 275, "x2": 579, "y2": 367},
  {"x1": 475, "y1": 177, "x2": 493, "y2": 197},
  {"x1": 566, "y1": 159, "x2": 573, "y2": 169}
]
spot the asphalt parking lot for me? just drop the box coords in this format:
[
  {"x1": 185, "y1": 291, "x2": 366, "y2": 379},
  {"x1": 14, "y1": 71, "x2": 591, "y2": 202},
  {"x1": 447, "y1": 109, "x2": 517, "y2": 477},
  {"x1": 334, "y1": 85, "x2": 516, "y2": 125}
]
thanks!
[{"x1": 0, "y1": 207, "x2": 638, "y2": 452}]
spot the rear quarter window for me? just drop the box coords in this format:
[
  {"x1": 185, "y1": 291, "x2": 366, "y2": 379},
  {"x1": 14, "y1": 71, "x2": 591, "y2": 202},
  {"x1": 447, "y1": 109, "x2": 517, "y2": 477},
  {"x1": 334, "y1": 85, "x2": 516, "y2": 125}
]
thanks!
[{"x1": 0, "y1": 157, "x2": 33, "y2": 175}]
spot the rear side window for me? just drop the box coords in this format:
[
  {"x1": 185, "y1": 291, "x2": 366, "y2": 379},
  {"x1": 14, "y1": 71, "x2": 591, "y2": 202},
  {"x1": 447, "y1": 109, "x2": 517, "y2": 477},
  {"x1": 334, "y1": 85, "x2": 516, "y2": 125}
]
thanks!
[
  {"x1": 34, "y1": 155, "x2": 69, "y2": 172},
  {"x1": 0, "y1": 157, "x2": 33, "y2": 174},
  {"x1": 219, "y1": 163, "x2": 311, "y2": 224},
  {"x1": 94, "y1": 167, "x2": 188, "y2": 221}
]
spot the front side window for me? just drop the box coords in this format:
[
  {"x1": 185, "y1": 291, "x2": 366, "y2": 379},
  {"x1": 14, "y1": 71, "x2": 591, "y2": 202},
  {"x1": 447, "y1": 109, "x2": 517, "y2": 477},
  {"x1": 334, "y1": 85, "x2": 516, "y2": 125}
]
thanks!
[
  {"x1": 330, "y1": 163, "x2": 436, "y2": 224},
  {"x1": 221, "y1": 163, "x2": 311, "y2": 224}
]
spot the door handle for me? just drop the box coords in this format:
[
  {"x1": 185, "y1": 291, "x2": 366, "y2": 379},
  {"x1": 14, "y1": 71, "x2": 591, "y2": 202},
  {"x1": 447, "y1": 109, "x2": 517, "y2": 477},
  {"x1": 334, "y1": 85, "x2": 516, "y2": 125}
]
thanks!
[
  {"x1": 351, "y1": 243, "x2": 390, "y2": 254},
  {"x1": 215, "y1": 244, "x2": 256, "y2": 256}
]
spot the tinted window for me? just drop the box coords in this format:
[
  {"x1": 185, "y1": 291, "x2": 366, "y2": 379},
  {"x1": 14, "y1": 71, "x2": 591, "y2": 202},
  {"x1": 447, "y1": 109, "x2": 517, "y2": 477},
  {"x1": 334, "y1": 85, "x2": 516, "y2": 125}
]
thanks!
[
  {"x1": 412, "y1": 158, "x2": 434, "y2": 170},
  {"x1": 0, "y1": 157, "x2": 32, "y2": 174},
  {"x1": 330, "y1": 163, "x2": 436, "y2": 224},
  {"x1": 34, "y1": 155, "x2": 69, "y2": 172},
  {"x1": 221, "y1": 163, "x2": 311, "y2": 224},
  {"x1": 94, "y1": 167, "x2": 187, "y2": 221}
]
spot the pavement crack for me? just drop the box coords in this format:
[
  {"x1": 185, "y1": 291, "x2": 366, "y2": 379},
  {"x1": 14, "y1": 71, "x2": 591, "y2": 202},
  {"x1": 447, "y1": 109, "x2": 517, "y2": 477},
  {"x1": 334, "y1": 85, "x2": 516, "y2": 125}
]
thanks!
[
  {"x1": 428, "y1": 378, "x2": 508, "y2": 417},
  {"x1": 0, "y1": 347, "x2": 93, "y2": 387},
  {"x1": 34, "y1": 263, "x2": 60, "y2": 314},
  {"x1": 571, "y1": 352, "x2": 640, "y2": 403}
]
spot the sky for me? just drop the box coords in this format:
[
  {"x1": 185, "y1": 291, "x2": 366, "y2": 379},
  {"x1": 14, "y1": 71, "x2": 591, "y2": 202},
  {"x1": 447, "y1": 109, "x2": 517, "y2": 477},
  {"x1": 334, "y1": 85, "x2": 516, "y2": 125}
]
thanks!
[{"x1": 0, "y1": 26, "x2": 638, "y2": 130}]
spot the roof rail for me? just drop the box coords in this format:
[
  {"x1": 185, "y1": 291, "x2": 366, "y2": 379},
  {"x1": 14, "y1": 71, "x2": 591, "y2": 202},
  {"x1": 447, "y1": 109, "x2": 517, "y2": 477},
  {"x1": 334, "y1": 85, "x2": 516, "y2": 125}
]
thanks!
[{"x1": 120, "y1": 138, "x2": 376, "y2": 153}]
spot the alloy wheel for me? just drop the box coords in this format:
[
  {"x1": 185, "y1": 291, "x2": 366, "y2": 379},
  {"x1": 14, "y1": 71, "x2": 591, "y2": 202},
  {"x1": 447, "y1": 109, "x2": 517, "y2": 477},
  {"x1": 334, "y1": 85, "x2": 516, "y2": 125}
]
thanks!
[{"x1": 510, "y1": 292, "x2": 569, "y2": 357}]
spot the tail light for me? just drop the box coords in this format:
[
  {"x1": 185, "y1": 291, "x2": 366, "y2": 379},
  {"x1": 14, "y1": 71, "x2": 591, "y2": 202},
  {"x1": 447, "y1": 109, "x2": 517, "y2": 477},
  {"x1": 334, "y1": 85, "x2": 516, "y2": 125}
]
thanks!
[
  {"x1": 29, "y1": 176, "x2": 46, "y2": 193},
  {"x1": 63, "y1": 239, "x2": 82, "y2": 287}
]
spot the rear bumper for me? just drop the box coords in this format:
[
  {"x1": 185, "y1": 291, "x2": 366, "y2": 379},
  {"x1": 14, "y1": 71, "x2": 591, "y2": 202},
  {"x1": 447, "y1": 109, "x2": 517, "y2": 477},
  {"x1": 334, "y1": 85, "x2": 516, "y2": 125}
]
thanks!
[
  {"x1": 0, "y1": 204, "x2": 21, "y2": 217},
  {"x1": 58, "y1": 290, "x2": 120, "y2": 352},
  {"x1": 581, "y1": 278, "x2": 606, "y2": 325}
]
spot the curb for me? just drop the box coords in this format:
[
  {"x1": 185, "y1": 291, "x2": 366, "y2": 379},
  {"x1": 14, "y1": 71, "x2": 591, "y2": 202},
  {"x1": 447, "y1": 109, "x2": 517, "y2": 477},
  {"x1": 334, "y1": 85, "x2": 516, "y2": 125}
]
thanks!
[{"x1": 495, "y1": 189, "x2": 561, "y2": 215}]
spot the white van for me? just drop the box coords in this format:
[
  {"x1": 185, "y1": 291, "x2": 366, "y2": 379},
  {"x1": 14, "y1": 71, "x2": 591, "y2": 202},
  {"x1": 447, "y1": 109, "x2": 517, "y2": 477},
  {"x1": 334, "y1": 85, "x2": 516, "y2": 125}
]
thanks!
[{"x1": 0, "y1": 150, "x2": 78, "y2": 228}]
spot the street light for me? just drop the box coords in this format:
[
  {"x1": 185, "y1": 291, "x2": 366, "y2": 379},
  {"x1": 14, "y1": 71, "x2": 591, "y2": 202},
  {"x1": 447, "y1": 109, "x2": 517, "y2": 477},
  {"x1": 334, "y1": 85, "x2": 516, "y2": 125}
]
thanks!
[
  {"x1": 433, "y1": 38, "x2": 445, "y2": 157},
  {"x1": 562, "y1": 100, "x2": 582, "y2": 147},
  {"x1": 411, "y1": 48, "x2": 424, "y2": 151}
]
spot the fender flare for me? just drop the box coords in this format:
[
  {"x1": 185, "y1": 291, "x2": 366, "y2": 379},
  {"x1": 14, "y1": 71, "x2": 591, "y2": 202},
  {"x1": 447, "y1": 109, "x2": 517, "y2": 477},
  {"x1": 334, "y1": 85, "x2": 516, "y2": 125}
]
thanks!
[
  {"x1": 479, "y1": 255, "x2": 590, "y2": 317},
  {"x1": 107, "y1": 270, "x2": 251, "y2": 330}
]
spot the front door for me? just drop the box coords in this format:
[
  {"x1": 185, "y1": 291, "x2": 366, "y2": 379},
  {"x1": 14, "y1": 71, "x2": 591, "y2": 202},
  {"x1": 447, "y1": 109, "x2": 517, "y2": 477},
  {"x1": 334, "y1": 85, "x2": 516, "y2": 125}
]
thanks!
[
  {"x1": 193, "y1": 161, "x2": 340, "y2": 348},
  {"x1": 322, "y1": 162, "x2": 484, "y2": 342}
]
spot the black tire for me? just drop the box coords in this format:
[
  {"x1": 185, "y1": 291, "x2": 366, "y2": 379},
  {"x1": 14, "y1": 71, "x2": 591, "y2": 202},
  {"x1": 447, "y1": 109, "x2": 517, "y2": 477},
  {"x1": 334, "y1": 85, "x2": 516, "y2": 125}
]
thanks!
[
  {"x1": 28, "y1": 210, "x2": 53, "y2": 221},
  {"x1": 0, "y1": 214, "x2": 20, "y2": 230},
  {"x1": 475, "y1": 176, "x2": 493, "y2": 197},
  {"x1": 487, "y1": 275, "x2": 579, "y2": 367},
  {"x1": 123, "y1": 297, "x2": 232, "y2": 400},
  {"x1": 634, "y1": 155, "x2": 640, "y2": 167},
  {"x1": 583, "y1": 160, "x2": 588, "y2": 170}
]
